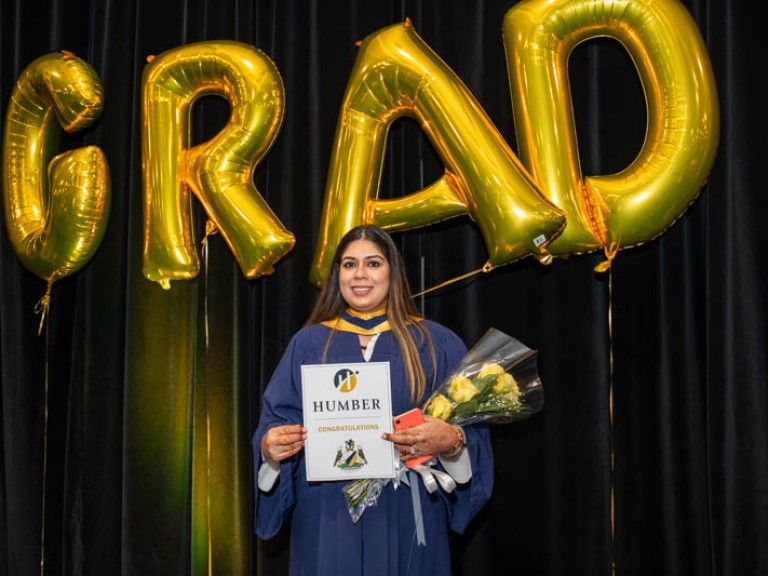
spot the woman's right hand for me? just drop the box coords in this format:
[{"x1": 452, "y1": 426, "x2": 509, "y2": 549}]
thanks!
[{"x1": 260, "y1": 424, "x2": 307, "y2": 462}]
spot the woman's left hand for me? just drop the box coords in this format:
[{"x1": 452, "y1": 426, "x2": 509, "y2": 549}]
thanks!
[{"x1": 382, "y1": 415, "x2": 462, "y2": 462}]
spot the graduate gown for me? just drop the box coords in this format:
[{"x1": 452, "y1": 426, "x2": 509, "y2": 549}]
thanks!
[{"x1": 253, "y1": 318, "x2": 494, "y2": 576}]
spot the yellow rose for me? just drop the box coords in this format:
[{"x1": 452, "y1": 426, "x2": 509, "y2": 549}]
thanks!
[
  {"x1": 491, "y1": 373, "x2": 520, "y2": 403},
  {"x1": 478, "y1": 362, "x2": 505, "y2": 378},
  {"x1": 425, "y1": 394, "x2": 453, "y2": 420},
  {"x1": 447, "y1": 375, "x2": 479, "y2": 403}
]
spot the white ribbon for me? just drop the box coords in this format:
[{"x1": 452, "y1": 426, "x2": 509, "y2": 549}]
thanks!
[
  {"x1": 393, "y1": 460, "x2": 459, "y2": 547},
  {"x1": 411, "y1": 463, "x2": 457, "y2": 494},
  {"x1": 393, "y1": 466, "x2": 426, "y2": 546}
]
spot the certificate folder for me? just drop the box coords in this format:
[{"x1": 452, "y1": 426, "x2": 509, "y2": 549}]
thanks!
[{"x1": 302, "y1": 362, "x2": 396, "y2": 481}]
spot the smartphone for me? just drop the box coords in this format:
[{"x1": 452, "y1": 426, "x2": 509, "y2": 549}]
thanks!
[{"x1": 393, "y1": 408, "x2": 432, "y2": 468}]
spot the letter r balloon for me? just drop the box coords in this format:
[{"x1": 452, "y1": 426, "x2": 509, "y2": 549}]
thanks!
[{"x1": 141, "y1": 41, "x2": 295, "y2": 289}]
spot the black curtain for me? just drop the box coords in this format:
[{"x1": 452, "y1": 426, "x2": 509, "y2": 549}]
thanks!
[{"x1": 1, "y1": 1, "x2": 765, "y2": 575}]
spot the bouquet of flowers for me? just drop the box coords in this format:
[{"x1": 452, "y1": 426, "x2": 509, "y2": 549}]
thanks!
[{"x1": 343, "y1": 327, "x2": 544, "y2": 522}]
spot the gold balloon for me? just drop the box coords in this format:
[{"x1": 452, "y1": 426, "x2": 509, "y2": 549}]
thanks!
[
  {"x1": 2, "y1": 51, "x2": 110, "y2": 283},
  {"x1": 309, "y1": 19, "x2": 566, "y2": 287},
  {"x1": 503, "y1": 0, "x2": 719, "y2": 255},
  {"x1": 141, "y1": 40, "x2": 294, "y2": 289}
]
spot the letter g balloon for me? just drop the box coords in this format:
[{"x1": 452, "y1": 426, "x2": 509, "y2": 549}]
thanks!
[{"x1": 2, "y1": 51, "x2": 110, "y2": 286}]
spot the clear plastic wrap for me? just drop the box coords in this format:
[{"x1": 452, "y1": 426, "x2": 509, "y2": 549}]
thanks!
[
  {"x1": 423, "y1": 327, "x2": 544, "y2": 426},
  {"x1": 343, "y1": 327, "x2": 545, "y2": 522}
]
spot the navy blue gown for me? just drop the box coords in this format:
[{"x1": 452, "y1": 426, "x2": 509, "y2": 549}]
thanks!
[{"x1": 253, "y1": 319, "x2": 494, "y2": 576}]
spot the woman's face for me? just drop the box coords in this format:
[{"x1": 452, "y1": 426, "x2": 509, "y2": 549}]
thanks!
[{"x1": 338, "y1": 238, "x2": 390, "y2": 313}]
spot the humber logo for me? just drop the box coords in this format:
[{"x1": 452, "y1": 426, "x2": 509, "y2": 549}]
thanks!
[
  {"x1": 312, "y1": 368, "x2": 381, "y2": 414},
  {"x1": 333, "y1": 368, "x2": 358, "y2": 393}
]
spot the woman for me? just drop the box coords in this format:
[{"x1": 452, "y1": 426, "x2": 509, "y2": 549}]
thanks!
[{"x1": 253, "y1": 225, "x2": 494, "y2": 575}]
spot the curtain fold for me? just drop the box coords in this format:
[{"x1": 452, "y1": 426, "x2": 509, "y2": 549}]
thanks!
[{"x1": 1, "y1": 1, "x2": 766, "y2": 575}]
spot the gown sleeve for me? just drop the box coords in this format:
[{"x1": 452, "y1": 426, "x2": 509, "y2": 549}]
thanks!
[
  {"x1": 251, "y1": 331, "x2": 306, "y2": 539},
  {"x1": 445, "y1": 420, "x2": 494, "y2": 533},
  {"x1": 423, "y1": 321, "x2": 495, "y2": 534}
]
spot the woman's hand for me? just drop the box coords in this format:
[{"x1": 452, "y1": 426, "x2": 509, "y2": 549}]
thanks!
[
  {"x1": 260, "y1": 424, "x2": 307, "y2": 463},
  {"x1": 382, "y1": 415, "x2": 463, "y2": 462}
]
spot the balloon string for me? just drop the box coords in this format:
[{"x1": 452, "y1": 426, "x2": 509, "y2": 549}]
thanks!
[
  {"x1": 412, "y1": 263, "x2": 491, "y2": 298},
  {"x1": 34, "y1": 282, "x2": 53, "y2": 336},
  {"x1": 202, "y1": 219, "x2": 214, "y2": 573},
  {"x1": 202, "y1": 220, "x2": 218, "y2": 349},
  {"x1": 206, "y1": 411, "x2": 212, "y2": 575},
  {"x1": 608, "y1": 265, "x2": 616, "y2": 576},
  {"x1": 39, "y1": 294, "x2": 52, "y2": 576},
  {"x1": 594, "y1": 242, "x2": 618, "y2": 576}
]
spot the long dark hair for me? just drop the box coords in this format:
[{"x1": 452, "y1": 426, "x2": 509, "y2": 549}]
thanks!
[{"x1": 306, "y1": 225, "x2": 434, "y2": 403}]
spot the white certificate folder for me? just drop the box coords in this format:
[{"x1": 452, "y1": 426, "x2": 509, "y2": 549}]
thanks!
[{"x1": 302, "y1": 362, "x2": 396, "y2": 481}]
